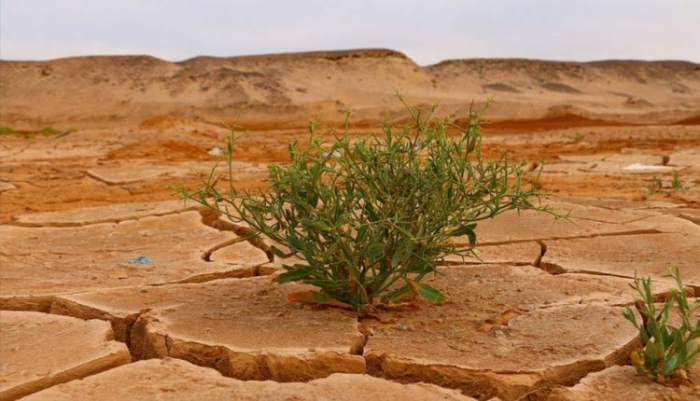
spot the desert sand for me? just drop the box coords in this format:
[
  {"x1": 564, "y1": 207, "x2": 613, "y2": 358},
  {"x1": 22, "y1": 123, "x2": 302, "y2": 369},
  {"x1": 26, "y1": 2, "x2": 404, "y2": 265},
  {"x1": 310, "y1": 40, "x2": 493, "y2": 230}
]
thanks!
[{"x1": 0, "y1": 49, "x2": 699, "y2": 400}]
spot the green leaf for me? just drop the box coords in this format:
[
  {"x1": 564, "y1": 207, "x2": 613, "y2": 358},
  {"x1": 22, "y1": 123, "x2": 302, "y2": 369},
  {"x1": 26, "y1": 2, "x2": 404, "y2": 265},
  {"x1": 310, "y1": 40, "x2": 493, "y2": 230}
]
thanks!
[
  {"x1": 355, "y1": 225, "x2": 368, "y2": 243},
  {"x1": 386, "y1": 285, "x2": 412, "y2": 302},
  {"x1": 644, "y1": 341, "x2": 660, "y2": 366},
  {"x1": 450, "y1": 223, "x2": 477, "y2": 238},
  {"x1": 408, "y1": 281, "x2": 445, "y2": 304},
  {"x1": 276, "y1": 265, "x2": 315, "y2": 283},
  {"x1": 270, "y1": 246, "x2": 292, "y2": 258},
  {"x1": 366, "y1": 242, "x2": 385, "y2": 259},
  {"x1": 663, "y1": 351, "x2": 684, "y2": 377},
  {"x1": 286, "y1": 235, "x2": 305, "y2": 251},
  {"x1": 391, "y1": 241, "x2": 412, "y2": 268},
  {"x1": 301, "y1": 218, "x2": 331, "y2": 232},
  {"x1": 622, "y1": 307, "x2": 638, "y2": 328},
  {"x1": 686, "y1": 340, "x2": 700, "y2": 366},
  {"x1": 320, "y1": 242, "x2": 339, "y2": 260}
]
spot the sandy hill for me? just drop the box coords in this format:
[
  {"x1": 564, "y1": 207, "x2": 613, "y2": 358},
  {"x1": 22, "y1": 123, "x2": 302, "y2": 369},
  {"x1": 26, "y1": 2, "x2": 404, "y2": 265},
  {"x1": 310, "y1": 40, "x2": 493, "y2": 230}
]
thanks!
[{"x1": 1, "y1": 49, "x2": 699, "y2": 130}]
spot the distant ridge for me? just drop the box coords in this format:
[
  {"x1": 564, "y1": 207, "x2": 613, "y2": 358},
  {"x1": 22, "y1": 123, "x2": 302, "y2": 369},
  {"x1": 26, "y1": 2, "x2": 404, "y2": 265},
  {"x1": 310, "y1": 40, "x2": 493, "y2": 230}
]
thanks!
[{"x1": 1, "y1": 48, "x2": 698, "y2": 129}]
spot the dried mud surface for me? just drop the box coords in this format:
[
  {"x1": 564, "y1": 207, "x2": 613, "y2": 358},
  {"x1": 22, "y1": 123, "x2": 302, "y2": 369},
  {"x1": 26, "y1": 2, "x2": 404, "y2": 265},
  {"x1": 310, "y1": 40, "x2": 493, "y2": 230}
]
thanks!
[{"x1": 1, "y1": 50, "x2": 699, "y2": 400}]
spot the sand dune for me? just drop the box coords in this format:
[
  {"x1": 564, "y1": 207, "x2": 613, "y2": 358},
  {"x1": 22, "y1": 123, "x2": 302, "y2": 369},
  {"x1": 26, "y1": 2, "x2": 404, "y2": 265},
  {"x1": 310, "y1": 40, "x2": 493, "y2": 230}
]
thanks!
[{"x1": 1, "y1": 49, "x2": 699, "y2": 130}]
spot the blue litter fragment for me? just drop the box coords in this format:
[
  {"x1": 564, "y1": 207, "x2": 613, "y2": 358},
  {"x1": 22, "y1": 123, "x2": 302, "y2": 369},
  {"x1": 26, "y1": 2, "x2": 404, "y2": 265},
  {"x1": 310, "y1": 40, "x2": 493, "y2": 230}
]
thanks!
[{"x1": 127, "y1": 255, "x2": 154, "y2": 265}]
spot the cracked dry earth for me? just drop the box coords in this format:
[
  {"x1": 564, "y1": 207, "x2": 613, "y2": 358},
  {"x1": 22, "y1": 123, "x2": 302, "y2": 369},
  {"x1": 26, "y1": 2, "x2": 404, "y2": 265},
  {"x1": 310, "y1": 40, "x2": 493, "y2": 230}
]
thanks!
[{"x1": 1, "y1": 121, "x2": 699, "y2": 401}]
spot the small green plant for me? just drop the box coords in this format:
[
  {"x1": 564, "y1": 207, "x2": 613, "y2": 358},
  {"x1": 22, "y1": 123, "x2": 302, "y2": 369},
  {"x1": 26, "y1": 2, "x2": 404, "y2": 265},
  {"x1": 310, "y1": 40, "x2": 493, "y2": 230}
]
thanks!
[
  {"x1": 179, "y1": 98, "x2": 552, "y2": 312},
  {"x1": 670, "y1": 172, "x2": 686, "y2": 193},
  {"x1": 572, "y1": 132, "x2": 586, "y2": 143},
  {"x1": 643, "y1": 176, "x2": 664, "y2": 196},
  {"x1": 0, "y1": 126, "x2": 14, "y2": 136},
  {"x1": 623, "y1": 268, "x2": 700, "y2": 385},
  {"x1": 643, "y1": 173, "x2": 686, "y2": 197},
  {"x1": 40, "y1": 126, "x2": 59, "y2": 136}
]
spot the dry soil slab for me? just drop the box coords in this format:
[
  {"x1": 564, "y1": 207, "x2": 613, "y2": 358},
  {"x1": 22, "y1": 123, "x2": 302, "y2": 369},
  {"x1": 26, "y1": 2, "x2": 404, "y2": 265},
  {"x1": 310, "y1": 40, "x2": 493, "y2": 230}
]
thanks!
[
  {"x1": 543, "y1": 154, "x2": 693, "y2": 181},
  {"x1": 362, "y1": 265, "x2": 641, "y2": 401},
  {"x1": 21, "y1": 358, "x2": 475, "y2": 401},
  {"x1": 0, "y1": 311, "x2": 130, "y2": 401},
  {"x1": 0, "y1": 210, "x2": 273, "y2": 309},
  {"x1": 541, "y1": 232, "x2": 700, "y2": 286},
  {"x1": 11, "y1": 200, "x2": 196, "y2": 227},
  {"x1": 85, "y1": 160, "x2": 268, "y2": 185},
  {"x1": 51, "y1": 276, "x2": 365, "y2": 381},
  {"x1": 0, "y1": 130, "x2": 127, "y2": 163},
  {"x1": 0, "y1": 182, "x2": 16, "y2": 192},
  {"x1": 86, "y1": 163, "x2": 181, "y2": 184},
  {"x1": 447, "y1": 241, "x2": 544, "y2": 266},
  {"x1": 547, "y1": 365, "x2": 700, "y2": 401},
  {"x1": 463, "y1": 203, "x2": 656, "y2": 247}
]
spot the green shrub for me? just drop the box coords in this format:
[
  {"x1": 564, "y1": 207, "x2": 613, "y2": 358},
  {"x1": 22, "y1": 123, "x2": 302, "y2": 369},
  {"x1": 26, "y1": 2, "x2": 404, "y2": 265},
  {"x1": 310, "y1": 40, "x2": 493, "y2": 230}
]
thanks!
[
  {"x1": 643, "y1": 173, "x2": 686, "y2": 197},
  {"x1": 572, "y1": 132, "x2": 587, "y2": 143},
  {"x1": 40, "y1": 126, "x2": 59, "y2": 136},
  {"x1": 179, "y1": 99, "x2": 551, "y2": 312},
  {"x1": 0, "y1": 126, "x2": 14, "y2": 136},
  {"x1": 643, "y1": 176, "x2": 664, "y2": 196},
  {"x1": 670, "y1": 172, "x2": 686, "y2": 193},
  {"x1": 623, "y1": 268, "x2": 700, "y2": 385}
]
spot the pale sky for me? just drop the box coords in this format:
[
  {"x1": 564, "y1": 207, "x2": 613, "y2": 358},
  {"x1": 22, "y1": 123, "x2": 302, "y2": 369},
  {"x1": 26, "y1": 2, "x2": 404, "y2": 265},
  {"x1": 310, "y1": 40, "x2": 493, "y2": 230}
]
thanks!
[{"x1": 1, "y1": 0, "x2": 698, "y2": 65}]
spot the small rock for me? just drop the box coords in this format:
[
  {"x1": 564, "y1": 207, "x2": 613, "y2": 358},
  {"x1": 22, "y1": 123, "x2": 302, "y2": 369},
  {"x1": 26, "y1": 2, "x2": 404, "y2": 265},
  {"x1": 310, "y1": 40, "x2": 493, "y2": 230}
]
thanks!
[{"x1": 208, "y1": 147, "x2": 225, "y2": 156}]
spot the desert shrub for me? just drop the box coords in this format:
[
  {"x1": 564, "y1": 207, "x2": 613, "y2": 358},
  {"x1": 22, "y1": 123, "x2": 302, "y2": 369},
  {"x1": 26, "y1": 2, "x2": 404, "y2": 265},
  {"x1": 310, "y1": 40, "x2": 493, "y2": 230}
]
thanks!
[
  {"x1": 0, "y1": 126, "x2": 14, "y2": 136},
  {"x1": 179, "y1": 99, "x2": 551, "y2": 312},
  {"x1": 623, "y1": 268, "x2": 700, "y2": 385},
  {"x1": 40, "y1": 126, "x2": 59, "y2": 136},
  {"x1": 670, "y1": 172, "x2": 686, "y2": 193},
  {"x1": 643, "y1": 173, "x2": 686, "y2": 197}
]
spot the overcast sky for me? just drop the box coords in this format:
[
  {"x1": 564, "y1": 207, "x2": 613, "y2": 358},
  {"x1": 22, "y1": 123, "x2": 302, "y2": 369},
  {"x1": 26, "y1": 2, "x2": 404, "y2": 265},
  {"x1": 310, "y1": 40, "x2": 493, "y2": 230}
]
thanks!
[{"x1": 1, "y1": 0, "x2": 698, "y2": 65}]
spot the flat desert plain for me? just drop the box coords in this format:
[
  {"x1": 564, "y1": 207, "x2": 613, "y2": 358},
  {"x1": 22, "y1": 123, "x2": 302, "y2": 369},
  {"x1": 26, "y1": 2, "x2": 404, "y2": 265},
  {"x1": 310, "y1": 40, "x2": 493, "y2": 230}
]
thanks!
[{"x1": 1, "y1": 49, "x2": 699, "y2": 400}]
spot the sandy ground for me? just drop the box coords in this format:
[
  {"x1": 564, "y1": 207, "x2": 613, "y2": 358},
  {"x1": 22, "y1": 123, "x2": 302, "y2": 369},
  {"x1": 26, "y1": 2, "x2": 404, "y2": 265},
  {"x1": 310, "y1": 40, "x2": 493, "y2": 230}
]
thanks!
[{"x1": 1, "y1": 50, "x2": 699, "y2": 400}]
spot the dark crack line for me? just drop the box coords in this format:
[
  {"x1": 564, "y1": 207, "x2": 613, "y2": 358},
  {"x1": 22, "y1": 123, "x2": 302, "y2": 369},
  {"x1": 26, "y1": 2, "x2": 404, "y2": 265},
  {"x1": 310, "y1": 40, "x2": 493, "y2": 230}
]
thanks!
[
  {"x1": 552, "y1": 270, "x2": 637, "y2": 280},
  {"x1": 84, "y1": 171, "x2": 133, "y2": 185},
  {"x1": 198, "y1": 208, "x2": 275, "y2": 263},
  {"x1": 568, "y1": 214, "x2": 654, "y2": 225},
  {"x1": 0, "y1": 294, "x2": 148, "y2": 351},
  {"x1": 453, "y1": 228, "x2": 664, "y2": 248},
  {"x1": 7, "y1": 249, "x2": 142, "y2": 257},
  {"x1": 159, "y1": 262, "x2": 276, "y2": 285},
  {"x1": 5, "y1": 207, "x2": 199, "y2": 228},
  {"x1": 677, "y1": 214, "x2": 700, "y2": 226}
]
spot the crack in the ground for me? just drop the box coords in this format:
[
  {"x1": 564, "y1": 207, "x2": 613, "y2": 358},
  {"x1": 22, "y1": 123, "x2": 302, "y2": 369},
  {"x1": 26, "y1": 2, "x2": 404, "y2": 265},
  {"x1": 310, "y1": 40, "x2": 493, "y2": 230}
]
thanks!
[
  {"x1": 0, "y1": 263, "x2": 278, "y2": 347},
  {"x1": 128, "y1": 314, "x2": 366, "y2": 382},
  {"x1": 4, "y1": 271, "x2": 681, "y2": 401},
  {"x1": 5, "y1": 206, "x2": 199, "y2": 228},
  {"x1": 567, "y1": 214, "x2": 654, "y2": 225},
  {"x1": 198, "y1": 208, "x2": 275, "y2": 263},
  {"x1": 0, "y1": 294, "x2": 148, "y2": 350},
  {"x1": 84, "y1": 171, "x2": 125, "y2": 185},
  {"x1": 156, "y1": 262, "x2": 278, "y2": 285},
  {"x1": 677, "y1": 213, "x2": 700, "y2": 226},
  {"x1": 360, "y1": 304, "x2": 641, "y2": 401},
  {"x1": 452, "y1": 228, "x2": 663, "y2": 248},
  {"x1": 541, "y1": 267, "x2": 636, "y2": 280},
  {"x1": 6, "y1": 249, "x2": 141, "y2": 257},
  {"x1": 436, "y1": 259, "x2": 533, "y2": 267},
  {"x1": 0, "y1": 295, "x2": 56, "y2": 313},
  {"x1": 2, "y1": 210, "x2": 695, "y2": 400},
  {"x1": 0, "y1": 263, "x2": 276, "y2": 305}
]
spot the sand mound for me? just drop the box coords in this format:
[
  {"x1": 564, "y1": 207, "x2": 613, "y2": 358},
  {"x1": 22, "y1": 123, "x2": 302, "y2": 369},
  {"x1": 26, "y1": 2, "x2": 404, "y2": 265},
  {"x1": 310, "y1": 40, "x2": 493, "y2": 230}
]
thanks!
[{"x1": 1, "y1": 49, "x2": 699, "y2": 129}]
